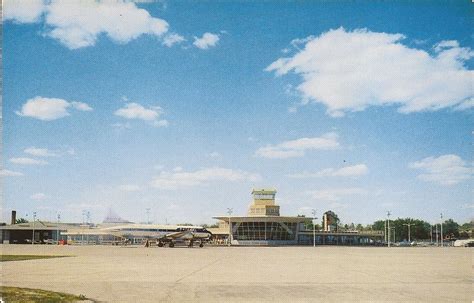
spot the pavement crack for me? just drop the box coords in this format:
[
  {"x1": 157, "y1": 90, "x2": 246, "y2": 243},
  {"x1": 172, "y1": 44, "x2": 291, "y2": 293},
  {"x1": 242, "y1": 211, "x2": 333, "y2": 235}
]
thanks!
[{"x1": 175, "y1": 258, "x2": 222, "y2": 283}]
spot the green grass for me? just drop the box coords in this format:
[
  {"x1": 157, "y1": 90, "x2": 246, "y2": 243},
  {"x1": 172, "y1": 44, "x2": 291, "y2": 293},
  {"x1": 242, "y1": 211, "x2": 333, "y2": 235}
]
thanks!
[
  {"x1": 0, "y1": 255, "x2": 70, "y2": 262},
  {"x1": 0, "y1": 286, "x2": 90, "y2": 302}
]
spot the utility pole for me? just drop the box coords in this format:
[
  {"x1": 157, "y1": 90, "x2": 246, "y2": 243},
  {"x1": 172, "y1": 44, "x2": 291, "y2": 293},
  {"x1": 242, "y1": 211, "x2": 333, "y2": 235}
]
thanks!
[
  {"x1": 440, "y1": 213, "x2": 444, "y2": 247},
  {"x1": 227, "y1": 208, "x2": 233, "y2": 246},
  {"x1": 387, "y1": 211, "x2": 391, "y2": 247},
  {"x1": 403, "y1": 222, "x2": 415, "y2": 243},
  {"x1": 311, "y1": 209, "x2": 317, "y2": 247},
  {"x1": 32, "y1": 211, "x2": 37, "y2": 245}
]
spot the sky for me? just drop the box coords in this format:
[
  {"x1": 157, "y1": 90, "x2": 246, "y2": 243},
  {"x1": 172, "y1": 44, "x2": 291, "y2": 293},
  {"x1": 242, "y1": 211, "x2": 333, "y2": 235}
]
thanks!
[{"x1": 2, "y1": 0, "x2": 472, "y2": 225}]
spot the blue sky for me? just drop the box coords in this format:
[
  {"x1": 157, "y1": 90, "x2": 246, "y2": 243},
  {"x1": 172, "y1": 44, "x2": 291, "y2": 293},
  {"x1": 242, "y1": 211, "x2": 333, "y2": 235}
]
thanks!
[{"x1": 2, "y1": 0, "x2": 472, "y2": 225}]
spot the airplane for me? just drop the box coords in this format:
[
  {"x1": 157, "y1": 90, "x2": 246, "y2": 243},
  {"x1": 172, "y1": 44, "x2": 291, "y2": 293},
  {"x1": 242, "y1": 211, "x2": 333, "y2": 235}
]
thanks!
[{"x1": 100, "y1": 224, "x2": 213, "y2": 248}]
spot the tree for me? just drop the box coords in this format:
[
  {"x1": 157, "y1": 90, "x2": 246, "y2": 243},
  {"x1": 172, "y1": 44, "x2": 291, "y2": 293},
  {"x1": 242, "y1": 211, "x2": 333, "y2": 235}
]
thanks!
[
  {"x1": 15, "y1": 218, "x2": 28, "y2": 224},
  {"x1": 442, "y1": 219, "x2": 459, "y2": 239}
]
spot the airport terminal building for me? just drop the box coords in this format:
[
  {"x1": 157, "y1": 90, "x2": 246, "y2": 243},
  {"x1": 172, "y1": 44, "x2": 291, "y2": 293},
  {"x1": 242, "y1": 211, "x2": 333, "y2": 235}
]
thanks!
[{"x1": 212, "y1": 189, "x2": 383, "y2": 246}]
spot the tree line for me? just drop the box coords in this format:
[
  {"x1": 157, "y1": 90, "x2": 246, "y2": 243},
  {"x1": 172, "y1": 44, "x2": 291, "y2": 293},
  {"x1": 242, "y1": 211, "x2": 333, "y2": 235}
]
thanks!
[{"x1": 350, "y1": 218, "x2": 472, "y2": 241}]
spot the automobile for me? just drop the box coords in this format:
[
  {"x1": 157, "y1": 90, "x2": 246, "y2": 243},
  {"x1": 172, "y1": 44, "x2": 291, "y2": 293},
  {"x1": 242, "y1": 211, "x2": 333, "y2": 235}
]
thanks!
[{"x1": 44, "y1": 239, "x2": 55, "y2": 245}]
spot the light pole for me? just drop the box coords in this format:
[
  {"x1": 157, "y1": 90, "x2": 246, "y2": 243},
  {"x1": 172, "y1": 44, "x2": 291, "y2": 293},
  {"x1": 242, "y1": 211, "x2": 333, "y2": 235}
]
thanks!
[
  {"x1": 403, "y1": 222, "x2": 415, "y2": 243},
  {"x1": 146, "y1": 208, "x2": 151, "y2": 224},
  {"x1": 430, "y1": 224, "x2": 433, "y2": 244},
  {"x1": 81, "y1": 210, "x2": 86, "y2": 245},
  {"x1": 32, "y1": 211, "x2": 37, "y2": 245},
  {"x1": 311, "y1": 209, "x2": 317, "y2": 247},
  {"x1": 56, "y1": 213, "x2": 61, "y2": 244},
  {"x1": 227, "y1": 208, "x2": 233, "y2": 246},
  {"x1": 440, "y1": 213, "x2": 444, "y2": 247},
  {"x1": 86, "y1": 211, "x2": 91, "y2": 244},
  {"x1": 386, "y1": 211, "x2": 391, "y2": 248},
  {"x1": 435, "y1": 224, "x2": 439, "y2": 246}
]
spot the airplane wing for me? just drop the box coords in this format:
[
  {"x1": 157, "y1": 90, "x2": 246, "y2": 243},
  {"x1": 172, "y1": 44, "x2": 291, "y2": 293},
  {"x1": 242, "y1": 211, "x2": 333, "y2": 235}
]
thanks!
[{"x1": 161, "y1": 231, "x2": 190, "y2": 239}]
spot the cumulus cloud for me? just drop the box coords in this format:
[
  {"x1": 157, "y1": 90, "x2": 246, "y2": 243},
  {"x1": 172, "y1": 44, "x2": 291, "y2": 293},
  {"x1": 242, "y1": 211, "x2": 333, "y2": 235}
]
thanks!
[
  {"x1": 162, "y1": 33, "x2": 185, "y2": 47},
  {"x1": 288, "y1": 164, "x2": 368, "y2": 178},
  {"x1": 266, "y1": 28, "x2": 473, "y2": 117},
  {"x1": 114, "y1": 102, "x2": 168, "y2": 127},
  {"x1": 9, "y1": 158, "x2": 48, "y2": 165},
  {"x1": 3, "y1": 0, "x2": 45, "y2": 23},
  {"x1": 4, "y1": 0, "x2": 169, "y2": 49},
  {"x1": 30, "y1": 193, "x2": 47, "y2": 201},
  {"x1": 193, "y1": 32, "x2": 220, "y2": 49},
  {"x1": 24, "y1": 147, "x2": 58, "y2": 157},
  {"x1": 409, "y1": 154, "x2": 471, "y2": 186},
  {"x1": 16, "y1": 96, "x2": 92, "y2": 121},
  {"x1": 306, "y1": 188, "x2": 367, "y2": 201},
  {"x1": 150, "y1": 167, "x2": 261, "y2": 190},
  {"x1": 255, "y1": 132, "x2": 340, "y2": 159},
  {"x1": 0, "y1": 169, "x2": 24, "y2": 177}
]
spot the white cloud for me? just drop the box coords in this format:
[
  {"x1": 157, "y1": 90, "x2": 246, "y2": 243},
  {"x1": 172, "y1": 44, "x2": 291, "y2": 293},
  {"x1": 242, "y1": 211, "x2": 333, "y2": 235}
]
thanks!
[
  {"x1": 5, "y1": 0, "x2": 170, "y2": 49},
  {"x1": 0, "y1": 169, "x2": 24, "y2": 177},
  {"x1": 288, "y1": 164, "x2": 368, "y2": 178},
  {"x1": 162, "y1": 33, "x2": 185, "y2": 47},
  {"x1": 306, "y1": 188, "x2": 368, "y2": 201},
  {"x1": 118, "y1": 184, "x2": 141, "y2": 192},
  {"x1": 4, "y1": 0, "x2": 45, "y2": 23},
  {"x1": 409, "y1": 154, "x2": 471, "y2": 186},
  {"x1": 208, "y1": 152, "x2": 221, "y2": 158},
  {"x1": 114, "y1": 103, "x2": 168, "y2": 127},
  {"x1": 9, "y1": 158, "x2": 48, "y2": 165},
  {"x1": 71, "y1": 101, "x2": 93, "y2": 111},
  {"x1": 266, "y1": 28, "x2": 473, "y2": 117},
  {"x1": 255, "y1": 132, "x2": 340, "y2": 159},
  {"x1": 24, "y1": 147, "x2": 58, "y2": 157},
  {"x1": 193, "y1": 32, "x2": 220, "y2": 49},
  {"x1": 30, "y1": 193, "x2": 47, "y2": 201},
  {"x1": 150, "y1": 167, "x2": 261, "y2": 190},
  {"x1": 16, "y1": 96, "x2": 93, "y2": 121}
]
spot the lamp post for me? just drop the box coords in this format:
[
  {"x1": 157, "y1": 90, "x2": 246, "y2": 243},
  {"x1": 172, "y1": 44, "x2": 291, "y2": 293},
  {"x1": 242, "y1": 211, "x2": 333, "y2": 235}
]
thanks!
[
  {"x1": 146, "y1": 208, "x2": 151, "y2": 224},
  {"x1": 386, "y1": 211, "x2": 391, "y2": 248},
  {"x1": 435, "y1": 224, "x2": 439, "y2": 246},
  {"x1": 227, "y1": 208, "x2": 233, "y2": 246},
  {"x1": 81, "y1": 210, "x2": 86, "y2": 245},
  {"x1": 56, "y1": 213, "x2": 61, "y2": 244},
  {"x1": 440, "y1": 213, "x2": 444, "y2": 247},
  {"x1": 403, "y1": 222, "x2": 415, "y2": 243},
  {"x1": 32, "y1": 212, "x2": 37, "y2": 245},
  {"x1": 430, "y1": 224, "x2": 433, "y2": 244},
  {"x1": 311, "y1": 209, "x2": 317, "y2": 247}
]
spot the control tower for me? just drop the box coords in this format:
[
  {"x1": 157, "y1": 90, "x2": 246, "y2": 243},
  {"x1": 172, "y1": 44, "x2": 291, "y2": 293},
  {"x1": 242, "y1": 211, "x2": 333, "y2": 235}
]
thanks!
[{"x1": 248, "y1": 188, "x2": 280, "y2": 216}]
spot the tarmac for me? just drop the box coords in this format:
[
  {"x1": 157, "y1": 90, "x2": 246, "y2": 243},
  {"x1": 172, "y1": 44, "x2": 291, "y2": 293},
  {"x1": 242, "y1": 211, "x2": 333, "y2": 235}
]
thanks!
[{"x1": 0, "y1": 244, "x2": 472, "y2": 302}]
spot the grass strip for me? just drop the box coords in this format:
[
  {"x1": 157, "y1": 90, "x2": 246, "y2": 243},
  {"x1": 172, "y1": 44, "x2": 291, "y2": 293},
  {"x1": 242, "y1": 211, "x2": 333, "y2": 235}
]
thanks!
[
  {"x1": 0, "y1": 255, "x2": 70, "y2": 262},
  {"x1": 0, "y1": 286, "x2": 91, "y2": 302}
]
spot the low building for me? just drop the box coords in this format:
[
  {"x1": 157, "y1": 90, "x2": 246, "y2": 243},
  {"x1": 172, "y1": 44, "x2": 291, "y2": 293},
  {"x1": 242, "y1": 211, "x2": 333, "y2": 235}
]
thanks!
[{"x1": 0, "y1": 221, "x2": 73, "y2": 244}]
